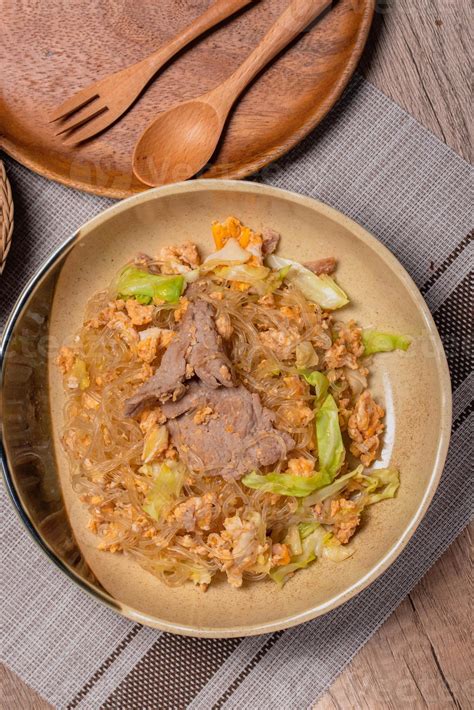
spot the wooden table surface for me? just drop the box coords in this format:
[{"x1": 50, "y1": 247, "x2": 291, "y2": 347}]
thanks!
[{"x1": 1, "y1": 1, "x2": 471, "y2": 708}]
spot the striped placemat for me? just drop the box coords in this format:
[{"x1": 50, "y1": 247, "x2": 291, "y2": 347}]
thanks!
[{"x1": 0, "y1": 76, "x2": 472, "y2": 709}]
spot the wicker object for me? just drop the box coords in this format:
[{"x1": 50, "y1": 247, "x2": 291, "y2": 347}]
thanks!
[{"x1": 0, "y1": 160, "x2": 14, "y2": 274}]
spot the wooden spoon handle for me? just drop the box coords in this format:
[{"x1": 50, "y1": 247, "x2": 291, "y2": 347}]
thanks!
[
  {"x1": 211, "y1": 0, "x2": 332, "y2": 109},
  {"x1": 144, "y1": 0, "x2": 256, "y2": 72}
]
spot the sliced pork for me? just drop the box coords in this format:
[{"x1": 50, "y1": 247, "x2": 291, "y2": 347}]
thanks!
[
  {"x1": 303, "y1": 257, "x2": 336, "y2": 275},
  {"x1": 261, "y1": 227, "x2": 280, "y2": 256},
  {"x1": 124, "y1": 299, "x2": 234, "y2": 417},
  {"x1": 163, "y1": 381, "x2": 294, "y2": 480}
]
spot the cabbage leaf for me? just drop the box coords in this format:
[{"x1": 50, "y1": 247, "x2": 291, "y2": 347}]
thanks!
[
  {"x1": 303, "y1": 465, "x2": 364, "y2": 506},
  {"x1": 362, "y1": 330, "x2": 411, "y2": 356},
  {"x1": 266, "y1": 255, "x2": 349, "y2": 309},
  {"x1": 270, "y1": 523, "x2": 349, "y2": 585},
  {"x1": 299, "y1": 369, "x2": 329, "y2": 404},
  {"x1": 362, "y1": 467, "x2": 400, "y2": 504},
  {"x1": 201, "y1": 238, "x2": 251, "y2": 271},
  {"x1": 214, "y1": 264, "x2": 270, "y2": 283},
  {"x1": 70, "y1": 358, "x2": 90, "y2": 390},
  {"x1": 316, "y1": 394, "x2": 345, "y2": 479},
  {"x1": 270, "y1": 523, "x2": 323, "y2": 585},
  {"x1": 242, "y1": 470, "x2": 332, "y2": 497},
  {"x1": 295, "y1": 342, "x2": 319, "y2": 369},
  {"x1": 141, "y1": 461, "x2": 186, "y2": 521},
  {"x1": 115, "y1": 266, "x2": 184, "y2": 304}
]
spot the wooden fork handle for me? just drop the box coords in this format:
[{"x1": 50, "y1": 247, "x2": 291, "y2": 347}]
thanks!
[
  {"x1": 144, "y1": 0, "x2": 256, "y2": 71},
  {"x1": 212, "y1": 0, "x2": 332, "y2": 108}
]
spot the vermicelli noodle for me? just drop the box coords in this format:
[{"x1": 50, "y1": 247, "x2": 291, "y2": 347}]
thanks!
[{"x1": 57, "y1": 218, "x2": 403, "y2": 588}]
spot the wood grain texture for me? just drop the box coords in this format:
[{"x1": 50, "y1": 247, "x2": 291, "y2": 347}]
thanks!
[
  {"x1": 361, "y1": 0, "x2": 472, "y2": 162},
  {"x1": 0, "y1": 0, "x2": 374, "y2": 197},
  {"x1": 48, "y1": 0, "x2": 256, "y2": 143},
  {"x1": 0, "y1": 664, "x2": 53, "y2": 710},
  {"x1": 315, "y1": 525, "x2": 473, "y2": 709}
]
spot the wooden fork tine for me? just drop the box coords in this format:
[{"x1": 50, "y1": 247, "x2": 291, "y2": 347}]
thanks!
[
  {"x1": 61, "y1": 109, "x2": 117, "y2": 145},
  {"x1": 54, "y1": 103, "x2": 108, "y2": 136},
  {"x1": 48, "y1": 90, "x2": 100, "y2": 123}
]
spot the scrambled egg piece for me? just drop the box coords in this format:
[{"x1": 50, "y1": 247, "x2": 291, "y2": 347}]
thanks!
[
  {"x1": 325, "y1": 320, "x2": 364, "y2": 370},
  {"x1": 136, "y1": 330, "x2": 175, "y2": 363},
  {"x1": 330, "y1": 499, "x2": 360, "y2": 544},
  {"x1": 348, "y1": 390, "x2": 385, "y2": 466},
  {"x1": 283, "y1": 375, "x2": 307, "y2": 398},
  {"x1": 215, "y1": 313, "x2": 233, "y2": 340},
  {"x1": 279, "y1": 305, "x2": 301, "y2": 322},
  {"x1": 208, "y1": 512, "x2": 268, "y2": 588},
  {"x1": 85, "y1": 300, "x2": 125, "y2": 329},
  {"x1": 287, "y1": 457, "x2": 314, "y2": 477},
  {"x1": 271, "y1": 543, "x2": 291, "y2": 566},
  {"x1": 259, "y1": 328, "x2": 300, "y2": 360},
  {"x1": 98, "y1": 311, "x2": 139, "y2": 346},
  {"x1": 174, "y1": 297, "x2": 189, "y2": 322},
  {"x1": 193, "y1": 406, "x2": 214, "y2": 425},
  {"x1": 57, "y1": 346, "x2": 75, "y2": 374},
  {"x1": 125, "y1": 299, "x2": 154, "y2": 326},
  {"x1": 230, "y1": 281, "x2": 251, "y2": 292},
  {"x1": 137, "y1": 337, "x2": 159, "y2": 363},
  {"x1": 139, "y1": 408, "x2": 166, "y2": 434},
  {"x1": 258, "y1": 293, "x2": 275, "y2": 307},
  {"x1": 158, "y1": 241, "x2": 201, "y2": 272},
  {"x1": 313, "y1": 498, "x2": 360, "y2": 544},
  {"x1": 172, "y1": 493, "x2": 216, "y2": 532},
  {"x1": 277, "y1": 377, "x2": 313, "y2": 429},
  {"x1": 63, "y1": 428, "x2": 91, "y2": 458},
  {"x1": 82, "y1": 392, "x2": 100, "y2": 410}
]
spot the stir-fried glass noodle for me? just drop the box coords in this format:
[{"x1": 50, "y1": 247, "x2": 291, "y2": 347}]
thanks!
[{"x1": 58, "y1": 217, "x2": 410, "y2": 589}]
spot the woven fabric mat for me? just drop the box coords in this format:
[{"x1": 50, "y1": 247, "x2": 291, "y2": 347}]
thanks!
[{"x1": 1, "y1": 76, "x2": 472, "y2": 710}]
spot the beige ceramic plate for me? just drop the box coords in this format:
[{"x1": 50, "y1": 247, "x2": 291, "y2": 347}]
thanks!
[{"x1": 1, "y1": 181, "x2": 451, "y2": 637}]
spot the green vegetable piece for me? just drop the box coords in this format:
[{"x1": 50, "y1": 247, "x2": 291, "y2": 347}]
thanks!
[
  {"x1": 298, "y1": 522, "x2": 319, "y2": 539},
  {"x1": 70, "y1": 358, "x2": 90, "y2": 390},
  {"x1": 270, "y1": 529, "x2": 318, "y2": 585},
  {"x1": 189, "y1": 566, "x2": 213, "y2": 586},
  {"x1": 316, "y1": 394, "x2": 345, "y2": 479},
  {"x1": 115, "y1": 266, "x2": 185, "y2": 304},
  {"x1": 270, "y1": 523, "x2": 350, "y2": 586},
  {"x1": 299, "y1": 369, "x2": 329, "y2": 404},
  {"x1": 362, "y1": 467, "x2": 400, "y2": 504},
  {"x1": 142, "y1": 461, "x2": 185, "y2": 521},
  {"x1": 242, "y1": 470, "x2": 332, "y2": 497},
  {"x1": 304, "y1": 465, "x2": 364, "y2": 506},
  {"x1": 362, "y1": 330, "x2": 411, "y2": 356},
  {"x1": 215, "y1": 264, "x2": 270, "y2": 283},
  {"x1": 270, "y1": 524, "x2": 327, "y2": 585},
  {"x1": 266, "y1": 255, "x2": 349, "y2": 309},
  {"x1": 278, "y1": 265, "x2": 291, "y2": 281},
  {"x1": 283, "y1": 524, "x2": 303, "y2": 556}
]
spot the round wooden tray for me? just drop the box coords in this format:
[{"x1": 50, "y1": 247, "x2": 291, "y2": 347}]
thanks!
[{"x1": 0, "y1": 0, "x2": 374, "y2": 199}]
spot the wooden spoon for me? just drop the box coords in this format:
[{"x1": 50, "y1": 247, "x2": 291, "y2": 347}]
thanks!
[
  {"x1": 49, "y1": 0, "x2": 256, "y2": 144},
  {"x1": 133, "y1": 0, "x2": 332, "y2": 187}
]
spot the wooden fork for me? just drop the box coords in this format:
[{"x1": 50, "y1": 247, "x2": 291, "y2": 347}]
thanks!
[{"x1": 48, "y1": 0, "x2": 255, "y2": 145}]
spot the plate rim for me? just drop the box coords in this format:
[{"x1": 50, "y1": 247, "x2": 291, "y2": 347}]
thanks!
[
  {"x1": 0, "y1": 0, "x2": 376, "y2": 199},
  {"x1": 0, "y1": 179, "x2": 452, "y2": 637}
]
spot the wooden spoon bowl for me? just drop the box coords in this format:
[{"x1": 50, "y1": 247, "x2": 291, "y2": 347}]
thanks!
[
  {"x1": 133, "y1": 0, "x2": 332, "y2": 187},
  {"x1": 133, "y1": 102, "x2": 222, "y2": 185}
]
